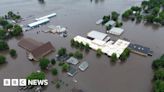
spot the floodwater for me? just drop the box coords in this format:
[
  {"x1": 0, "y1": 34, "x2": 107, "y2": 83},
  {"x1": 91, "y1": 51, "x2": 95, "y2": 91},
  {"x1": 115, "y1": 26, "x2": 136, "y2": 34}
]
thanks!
[{"x1": 0, "y1": 0, "x2": 164, "y2": 92}]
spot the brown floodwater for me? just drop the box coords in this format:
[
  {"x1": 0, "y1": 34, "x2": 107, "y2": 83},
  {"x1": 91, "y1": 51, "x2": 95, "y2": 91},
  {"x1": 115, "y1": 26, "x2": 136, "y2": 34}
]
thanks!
[{"x1": 0, "y1": 0, "x2": 164, "y2": 92}]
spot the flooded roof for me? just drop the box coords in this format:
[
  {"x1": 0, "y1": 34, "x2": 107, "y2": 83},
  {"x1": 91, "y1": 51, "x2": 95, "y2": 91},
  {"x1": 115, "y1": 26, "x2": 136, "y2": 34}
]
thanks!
[
  {"x1": 18, "y1": 38, "x2": 42, "y2": 51},
  {"x1": 31, "y1": 42, "x2": 55, "y2": 59}
]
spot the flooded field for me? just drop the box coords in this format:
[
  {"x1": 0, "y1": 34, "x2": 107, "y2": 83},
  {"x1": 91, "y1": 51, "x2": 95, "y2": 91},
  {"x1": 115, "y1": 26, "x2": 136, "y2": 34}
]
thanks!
[{"x1": 0, "y1": 0, "x2": 164, "y2": 92}]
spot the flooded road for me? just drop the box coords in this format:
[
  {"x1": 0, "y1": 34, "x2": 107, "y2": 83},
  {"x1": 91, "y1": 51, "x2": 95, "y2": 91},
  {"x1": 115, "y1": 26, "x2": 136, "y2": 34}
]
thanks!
[{"x1": 0, "y1": 0, "x2": 164, "y2": 92}]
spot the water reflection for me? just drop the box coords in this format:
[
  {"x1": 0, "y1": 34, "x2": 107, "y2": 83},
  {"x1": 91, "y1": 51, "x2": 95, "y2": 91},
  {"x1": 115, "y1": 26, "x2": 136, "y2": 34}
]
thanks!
[
  {"x1": 90, "y1": 0, "x2": 105, "y2": 4},
  {"x1": 38, "y1": 0, "x2": 46, "y2": 4}
]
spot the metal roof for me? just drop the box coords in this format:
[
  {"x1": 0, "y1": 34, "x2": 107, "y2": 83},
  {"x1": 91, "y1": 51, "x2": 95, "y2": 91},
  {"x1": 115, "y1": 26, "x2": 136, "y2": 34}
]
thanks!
[
  {"x1": 28, "y1": 18, "x2": 50, "y2": 28},
  {"x1": 35, "y1": 13, "x2": 56, "y2": 21},
  {"x1": 128, "y1": 43, "x2": 152, "y2": 55},
  {"x1": 87, "y1": 30, "x2": 108, "y2": 40}
]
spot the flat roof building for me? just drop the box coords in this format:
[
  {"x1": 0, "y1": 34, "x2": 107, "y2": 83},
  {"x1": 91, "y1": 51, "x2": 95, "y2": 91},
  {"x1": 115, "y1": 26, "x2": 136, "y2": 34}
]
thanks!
[
  {"x1": 128, "y1": 43, "x2": 153, "y2": 56},
  {"x1": 35, "y1": 13, "x2": 56, "y2": 21},
  {"x1": 28, "y1": 18, "x2": 50, "y2": 28},
  {"x1": 87, "y1": 30, "x2": 108, "y2": 40},
  {"x1": 109, "y1": 27, "x2": 124, "y2": 36},
  {"x1": 74, "y1": 35, "x2": 130, "y2": 58}
]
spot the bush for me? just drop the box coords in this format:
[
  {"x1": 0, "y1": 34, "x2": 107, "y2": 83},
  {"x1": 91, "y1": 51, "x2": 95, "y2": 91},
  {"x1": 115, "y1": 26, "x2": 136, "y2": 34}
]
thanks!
[
  {"x1": 52, "y1": 68, "x2": 58, "y2": 76},
  {"x1": 9, "y1": 49, "x2": 17, "y2": 57},
  {"x1": 56, "y1": 83, "x2": 60, "y2": 88},
  {"x1": 0, "y1": 55, "x2": 6, "y2": 64}
]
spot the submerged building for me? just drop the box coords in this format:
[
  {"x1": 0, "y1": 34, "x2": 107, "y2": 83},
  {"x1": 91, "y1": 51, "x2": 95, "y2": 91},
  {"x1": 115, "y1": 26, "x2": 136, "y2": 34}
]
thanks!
[{"x1": 18, "y1": 38, "x2": 55, "y2": 61}]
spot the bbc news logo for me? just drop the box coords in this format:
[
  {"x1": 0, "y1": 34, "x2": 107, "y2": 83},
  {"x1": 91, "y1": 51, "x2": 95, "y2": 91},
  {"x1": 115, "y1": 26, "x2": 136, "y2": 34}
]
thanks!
[{"x1": 3, "y1": 79, "x2": 48, "y2": 86}]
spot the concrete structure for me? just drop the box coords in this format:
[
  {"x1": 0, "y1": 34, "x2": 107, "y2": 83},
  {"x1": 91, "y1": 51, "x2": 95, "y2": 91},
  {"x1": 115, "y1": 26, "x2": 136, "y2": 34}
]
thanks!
[
  {"x1": 128, "y1": 43, "x2": 153, "y2": 56},
  {"x1": 96, "y1": 19, "x2": 103, "y2": 25},
  {"x1": 74, "y1": 35, "x2": 130, "y2": 58},
  {"x1": 35, "y1": 13, "x2": 57, "y2": 21},
  {"x1": 109, "y1": 27, "x2": 124, "y2": 36},
  {"x1": 66, "y1": 57, "x2": 79, "y2": 65},
  {"x1": 28, "y1": 18, "x2": 50, "y2": 28},
  {"x1": 105, "y1": 20, "x2": 116, "y2": 26},
  {"x1": 79, "y1": 61, "x2": 89, "y2": 71},
  {"x1": 87, "y1": 30, "x2": 108, "y2": 40}
]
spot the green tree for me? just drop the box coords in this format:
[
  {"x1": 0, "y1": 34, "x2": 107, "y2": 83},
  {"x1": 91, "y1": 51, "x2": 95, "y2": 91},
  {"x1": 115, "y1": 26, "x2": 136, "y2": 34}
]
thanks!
[
  {"x1": 0, "y1": 29, "x2": 6, "y2": 39},
  {"x1": 102, "y1": 15, "x2": 110, "y2": 25},
  {"x1": 85, "y1": 43, "x2": 90, "y2": 52},
  {"x1": 111, "y1": 11, "x2": 120, "y2": 21},
  {"x1": 0, "y1": 55, "x2": 6, "y2": 64},
  {"x1": 96, "y1": 49, "x2": 102, "y2": 57},
  {"x1": 154, "y1": 80, "x2": 164, "y2": 92},
  {"x1": 39, "y1": 58, "x2": 50, "y2": 70},
  {"x1": 58, "y1": 48, "x2": 67, "y2": 56},
  {"x1": 154, "y1": 69, "x2": 164, "y2": 80},
  {"x1": 74, "y1": 50, "x2": 83, "y2": 59},
  {"x1": 111, "y1": 53, "x2": 118, "y2": 62},
  {"x1": 0, "y1": 40, "x2": 9, "y2": 51},
  {"x1": 51, "y1": 59, "x2": 56, "y2": 65},
  {"x1": 122, "y1": 9, "x2": 133, "y2": 19},
  {"x1": 52, "y1": 68, "x2": 58, "y2": 76},
  {"x1": 10, "y1": 25, "x2": 22, "y2": 36},
  {"x1": 79, "y1": 42, "x2": 85, "y2": 50},
  {"x1": 9, "y1": 49, "x2": 17, "y2": 57},
  {"x1": 27, "y1": 71, "x2": 45, "y2": 80},
  {"x1": 70, "y1": 39, "x2": 75, "y2": 47},
  {"x1": 62, "y1": 63, "x2": 70, "y2": 72}
]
